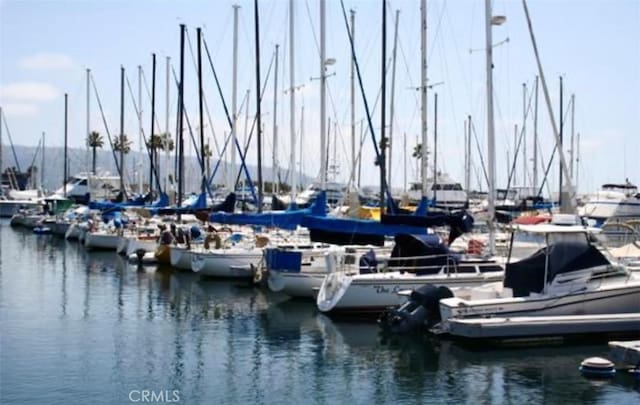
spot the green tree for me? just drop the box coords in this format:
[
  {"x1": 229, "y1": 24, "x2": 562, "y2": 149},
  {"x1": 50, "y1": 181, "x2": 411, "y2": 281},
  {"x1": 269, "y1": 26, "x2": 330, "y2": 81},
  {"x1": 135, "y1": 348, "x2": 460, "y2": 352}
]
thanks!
[
  {"x1": 114, "y1": 134, "x2": 132, "y2": 193},
  {"x1": 86, "y1": 131, "x2": 104, "y2": 174}
]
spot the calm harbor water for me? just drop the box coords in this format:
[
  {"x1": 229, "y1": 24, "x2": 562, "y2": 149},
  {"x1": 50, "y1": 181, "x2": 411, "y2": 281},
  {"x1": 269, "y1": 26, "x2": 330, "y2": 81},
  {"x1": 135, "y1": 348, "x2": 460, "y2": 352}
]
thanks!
[{"x1": 1, "y1": 220, "x2": 639, "y2": 404}]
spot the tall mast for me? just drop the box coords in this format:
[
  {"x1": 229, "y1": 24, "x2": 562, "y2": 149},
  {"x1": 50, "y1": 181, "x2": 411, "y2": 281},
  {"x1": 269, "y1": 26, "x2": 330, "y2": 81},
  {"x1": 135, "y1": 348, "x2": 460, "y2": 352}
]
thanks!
[
  {"x1": 433, "y1": 92, "x2": 438, "y2": 204},
  {"x1": 272, "y1": 44, "x2": 279, "y2": 195},
  {"x1": 350, "y1": 9, "x2": 356, "y2": 186},
  {"x1": 166, "y1": 56, "x2": 171, "y2": 192},
  {"x1": 178, "y1": 24, "x2": 186, "y2": 206},
  {"x1": 319, "y1": 0, "x2": 327, "y2": 190},
  {"x1": 64, "y1": 93, "x2": 68, "y2": 198},
  {"x1": 465, "y1": 116, "x2": 472, "y2": 202},
  {"x1": 254, "y1": 0, "x2": 263, "y2": 212},
  {"x1": 379, "y1": 0, "x2": 387, "y2": 212},
  {"x1": 289, "y1": 0, "x2": 297, "y2": 204},
  {"x1": 41, "y1": 131, "x2": 45, "y2": 190},
  {"x1": 197, "y1": 27, "x2": 206, "y2": 196},
  {"x1": 522, "y1": 0, "x2": 575, "y2": 211},
  {"x1": 485, "y1": 0, "x2": 500, "y2": 255},
  {"x1": 420, "y1": 0, "x2": 428, "y2": 200},
  {"x1": 231, "y1": 4, "x2": 240, "y2": 191},
  {"x1": 388, "y1": 8, "x2": 400, "y2": 191},
  {"x1": 570, "y1": 93, "x2": 575, "y2": 181},
  {"x1": 522, "y1": 82, "x2": 527, "y2": 188},
  {"x1": 533, "y1": 75, "x2": 539, "y2": 194},
  {"x1": 150, "y1": 53, "x2": 157, "y2": 194},
  {"x1": 138, "y1": 65, "x2": 143, "y2": 194},
  {"x1": 576, "y1": 132, "x2": 580, "y2": 193},
  {"x1": 558, "y1": 76, "x2": 563, "y2": 207},
  {"x1": 119, "y1": 66, "x2": 126, "y2": 198},
  {"x1": 86, "y1": 68, "x2": 91, "y2": 174}
]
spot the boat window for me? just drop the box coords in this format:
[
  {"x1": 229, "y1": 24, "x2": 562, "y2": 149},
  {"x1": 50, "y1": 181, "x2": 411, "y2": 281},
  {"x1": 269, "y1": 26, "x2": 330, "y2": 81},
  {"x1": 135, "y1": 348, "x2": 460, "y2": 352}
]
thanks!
[
  {"x1": 78, "y1": 179, "x2": 88, "y2": 186},
  {"x1": 479, "y1": 265, "x2": 503, "y2": 273},
  {"x1": 457, "y1": 265, "x2": 477, "y2": 273}
]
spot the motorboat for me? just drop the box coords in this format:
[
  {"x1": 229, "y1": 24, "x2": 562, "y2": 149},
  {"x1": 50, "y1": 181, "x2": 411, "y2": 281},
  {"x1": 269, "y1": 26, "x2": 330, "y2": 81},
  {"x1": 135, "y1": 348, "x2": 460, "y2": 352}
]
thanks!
[
  {"x1": 578, "y1": 182, "x2": 640, "y2": 226},
  {"x1": 432, "y1": 219, "x2": 640, "y2": 335},
  {"x1": 406, "y1": 173, "x2": 467, "y2": 210}
]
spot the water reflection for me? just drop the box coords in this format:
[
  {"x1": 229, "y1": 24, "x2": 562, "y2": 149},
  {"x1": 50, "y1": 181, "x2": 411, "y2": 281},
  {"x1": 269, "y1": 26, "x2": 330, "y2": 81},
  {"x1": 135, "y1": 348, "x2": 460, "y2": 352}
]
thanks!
[{"x1": 1, "y1": 222, "x2": 638, "y2": 404}]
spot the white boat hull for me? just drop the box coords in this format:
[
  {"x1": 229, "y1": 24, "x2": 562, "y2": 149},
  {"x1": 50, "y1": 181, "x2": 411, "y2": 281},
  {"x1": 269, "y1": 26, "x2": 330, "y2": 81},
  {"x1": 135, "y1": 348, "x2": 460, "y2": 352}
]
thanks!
[
  {"x1": 317, "y1": 270, "x2": 503, "y2": 314},
  {"x1": 170, "y1": 245, "x2": 193, "y2": 270},
  {"x1": 268, "y1": 271, "x2": 325, "y2": 298},
  {"x1": 84, "y1": 232, "x2": 120, "y2": 250},
  {"x1": 190, "y1": 249, "x2": 262, "y2": 278}
]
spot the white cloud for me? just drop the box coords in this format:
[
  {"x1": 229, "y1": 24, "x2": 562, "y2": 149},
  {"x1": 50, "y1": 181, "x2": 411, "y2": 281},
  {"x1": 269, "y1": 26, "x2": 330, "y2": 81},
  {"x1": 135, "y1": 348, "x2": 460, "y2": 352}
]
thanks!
[
  {"x1": 0, "y1": 82, "x2": 60, "y2": 102},
  {"x1": 1, "y1": 102, "x2": 39, "y2": 117},
  {"x1": 18, "y1": 53, "x2": 75, "y2": 70}
]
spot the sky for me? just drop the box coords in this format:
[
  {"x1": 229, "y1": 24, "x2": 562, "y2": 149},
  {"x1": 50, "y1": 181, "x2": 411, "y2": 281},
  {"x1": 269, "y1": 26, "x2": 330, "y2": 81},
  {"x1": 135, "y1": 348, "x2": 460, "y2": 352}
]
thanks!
[{"x1": 1, "y1": 0, "x2": 639, "y2": 195}]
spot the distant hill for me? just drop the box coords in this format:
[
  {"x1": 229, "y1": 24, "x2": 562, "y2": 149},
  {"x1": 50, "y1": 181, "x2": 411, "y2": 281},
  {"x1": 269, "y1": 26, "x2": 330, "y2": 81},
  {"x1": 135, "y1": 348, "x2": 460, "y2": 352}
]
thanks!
[{"x1": 1, "y1": 144, "x2": 313, "y2": 194}]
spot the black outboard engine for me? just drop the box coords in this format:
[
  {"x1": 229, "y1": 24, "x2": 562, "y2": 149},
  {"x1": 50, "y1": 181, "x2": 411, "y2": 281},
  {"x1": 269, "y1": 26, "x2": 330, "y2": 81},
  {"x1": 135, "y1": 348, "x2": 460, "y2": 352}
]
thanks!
[{"x1": 379, "y1": 284, "x2": 454, "y2": 334}]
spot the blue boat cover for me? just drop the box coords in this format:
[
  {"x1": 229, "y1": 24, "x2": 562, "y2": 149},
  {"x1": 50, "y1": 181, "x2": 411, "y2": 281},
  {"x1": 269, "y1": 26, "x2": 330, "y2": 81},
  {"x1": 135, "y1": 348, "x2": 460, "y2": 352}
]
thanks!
[
  {"x1": 264, "y1": 249, "x2": 303, "y2": 273},
  {"x1": 209, "y1": 191, "x2": 327, "y2": 230}
]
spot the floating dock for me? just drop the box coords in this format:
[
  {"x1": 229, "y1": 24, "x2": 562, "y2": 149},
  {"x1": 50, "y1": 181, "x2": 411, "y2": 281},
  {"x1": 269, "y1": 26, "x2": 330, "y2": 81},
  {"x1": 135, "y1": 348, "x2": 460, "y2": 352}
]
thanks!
[{"x1": 609, "y1": 340, "x2": 640, "y2": 368}]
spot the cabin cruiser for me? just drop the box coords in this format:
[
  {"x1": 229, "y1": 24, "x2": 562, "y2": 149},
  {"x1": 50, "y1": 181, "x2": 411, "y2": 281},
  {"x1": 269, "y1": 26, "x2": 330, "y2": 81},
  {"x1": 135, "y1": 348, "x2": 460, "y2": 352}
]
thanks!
[
  {"x1": 406, "y1": 173, "x2": 467, "y2": 210},
  {"x1": 276, "y1": 182, "x2": 347, "y2": 209},
  {"x1": 578, "y1": 181, "x2": 640, "y2": 226},
  {"x1": 52, "y1": 172, "x2": 124, "y2": 204}
]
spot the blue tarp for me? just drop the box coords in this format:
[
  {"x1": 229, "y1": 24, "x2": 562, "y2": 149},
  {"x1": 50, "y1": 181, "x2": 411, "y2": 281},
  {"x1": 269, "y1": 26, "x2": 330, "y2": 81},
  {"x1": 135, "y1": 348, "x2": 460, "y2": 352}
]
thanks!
[{"x1": 209, "y1": 191, "x2": 327, "y2": 230}]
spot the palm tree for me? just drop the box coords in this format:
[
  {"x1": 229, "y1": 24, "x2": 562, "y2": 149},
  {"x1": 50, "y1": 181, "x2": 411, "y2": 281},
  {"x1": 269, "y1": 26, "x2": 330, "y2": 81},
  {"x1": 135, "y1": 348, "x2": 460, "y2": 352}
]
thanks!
[
  {"x1": 86, "y1": 131, "x2": 104, "y2": 174},
  {"x1": 146, "y1": 134, "x2": 164, "y2": 190},
  {"x1": 114, "y1": 134, "x2": 132, "y2": 194}
]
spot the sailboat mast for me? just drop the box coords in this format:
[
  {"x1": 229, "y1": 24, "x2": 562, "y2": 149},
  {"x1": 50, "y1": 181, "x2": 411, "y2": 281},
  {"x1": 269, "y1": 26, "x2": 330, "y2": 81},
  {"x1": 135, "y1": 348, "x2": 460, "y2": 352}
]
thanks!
[
  {"x1": 533, "y1": 75, "x2": 539, "y2": 194},
  {"x1": 350, "y1": 9, "x2": 356, "y2": 186},
  {"x1": 420, "y1": 0, "x2": 429, "y2": 201},
  {"x1": 289, "y1": 0, "x2": 296, "y2": 204},
  {"x1": 165, "y1": 56, "x2": 171, "y2": 192},
  {"x1": 197, "y1": 27, "x2": 206, "y2": 196},
  {"x1": 231, "y1": 4, "x2": 240, "y2": 192},
  {"x1": 570, "y1": 93, "x2": 575, "y2": 181},
  {"x1": 522, "y1": 82, "x2": 527, "y2": 188},
  {"x1": 150, "y1": 53, "x2": 156, "y2": 194},
  {"x1": 119, "y1": 66, "x2": 126, "y2": 199},
  {"x1": 388, "y1": 9, "x2": 400, "y2": 190},
  {"x1": 485, "y1": 0, "x2": 497, "y2": 255},
  {"x1": 178, "y1": 24, "x2": 186, "y2": 206},
  {"x1": 86, "y1": 68, "x2": 91, "y2": 174},
  {"x1": 254, "y1": 0, "x2": 263, "y2": 212},
  {"x1": 138, "y1": 65, "x2": 143, "y2": 195},
  {"x1": 41, "y1": 131, "x2": 45, "y2": 191},
  {"x1": 433, "y1": 92, "x2": 438, "y2": 204},
  {"x1": 272, "y1": 44, "x2": 279, "y2": 195},
  {"x1": 319, "y1": 0, "x2": 327, "y2": 190},
  {"x1": 559, "y1": 76, "x2": 563, "y2": 208},
  {"x1": 379, "y1": 0, "x2": 387, "y2": 212},
  {"x1": 64, "y1": 93, "x2": 68, "y2": 198},
  {"x1": 465, "y1": 116, "x2": 472, "y2": 202}
]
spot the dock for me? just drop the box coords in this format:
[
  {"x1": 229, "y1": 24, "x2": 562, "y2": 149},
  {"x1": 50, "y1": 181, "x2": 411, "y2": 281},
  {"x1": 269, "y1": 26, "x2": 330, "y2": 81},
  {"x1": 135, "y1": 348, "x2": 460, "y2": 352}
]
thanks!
[{"x1": 609, "y1": 340, "x2": 640, "y2": 368}]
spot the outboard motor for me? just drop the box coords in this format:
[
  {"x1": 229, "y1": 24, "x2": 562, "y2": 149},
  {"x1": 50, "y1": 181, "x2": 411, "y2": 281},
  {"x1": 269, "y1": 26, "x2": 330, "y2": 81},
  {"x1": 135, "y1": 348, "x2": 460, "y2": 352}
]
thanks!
[{"x1": 379, "y1": 284, "x2": 453, "y2": 334}]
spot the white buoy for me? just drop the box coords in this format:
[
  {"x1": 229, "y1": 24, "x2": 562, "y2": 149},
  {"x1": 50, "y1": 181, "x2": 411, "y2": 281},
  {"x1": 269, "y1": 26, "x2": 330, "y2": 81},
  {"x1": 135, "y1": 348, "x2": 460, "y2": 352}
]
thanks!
[{"x1": 579, "y1": 357, "x2": 616, "y2": 378}]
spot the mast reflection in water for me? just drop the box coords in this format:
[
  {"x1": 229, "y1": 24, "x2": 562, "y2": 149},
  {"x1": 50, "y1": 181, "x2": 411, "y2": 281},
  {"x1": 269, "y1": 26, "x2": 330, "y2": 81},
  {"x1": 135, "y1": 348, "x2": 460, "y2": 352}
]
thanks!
[{"x1": 1, "y1": 221, "x2": 638, "y2": 403}]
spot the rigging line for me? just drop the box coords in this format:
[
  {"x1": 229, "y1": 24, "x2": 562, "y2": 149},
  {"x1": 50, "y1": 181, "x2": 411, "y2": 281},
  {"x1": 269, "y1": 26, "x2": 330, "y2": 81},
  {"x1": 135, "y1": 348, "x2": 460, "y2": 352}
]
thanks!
[
  {"x1": 125, "y1": 73, "x2": 162, "y2": 191},
  {"x1": 304, "y1": 0, "x2": 321, "y2": 58},
  {"x1": 233, "y1": 47, "x2": 276, "y2": 190},
  {"x1": 188, "y1": 28, "x2": 221, "y2": 157},
  {"x1": 339, "y1": 0, "x2": 394, "y2": 206},
  {"x1": 169, "y1": 66, "x2": 205, "y2": 174},
  {"x1": 1, "y1": 112, "x2": 22, "y2": 173},
  {"x1": 202, "y1": 35, "x2": 257, "y2": 202},
  {"x1": 140, "y1": 69, "x2": 164, "y2": 134},
  {"x1": 503, "y1": 81, "x2": 537, "y2": 197},
  {"x1": 536, "y1": 95, "x2": 575, "y2": 198},
  {"x1": 469, "y1": 117, "x2": 490, "y2": 190},
  {"x1": 90, "y1": 73, "x2": 122, "y2": 178},
  {"x1": 427, "y1": 0, "x2": 447, "y2": 60}
]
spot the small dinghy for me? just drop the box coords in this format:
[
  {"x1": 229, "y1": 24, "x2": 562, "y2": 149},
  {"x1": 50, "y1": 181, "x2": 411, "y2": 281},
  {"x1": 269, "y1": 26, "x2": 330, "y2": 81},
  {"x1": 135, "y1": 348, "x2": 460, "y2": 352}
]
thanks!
[{"x1": 579, "y1": 357, "x2": 616, "y2": 378}]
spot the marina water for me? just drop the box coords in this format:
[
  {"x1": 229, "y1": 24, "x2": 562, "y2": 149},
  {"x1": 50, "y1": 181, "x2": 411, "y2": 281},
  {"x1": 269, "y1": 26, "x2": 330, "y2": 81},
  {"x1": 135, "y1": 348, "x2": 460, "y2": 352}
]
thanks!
[{"x1": 1, "y1": 220, "x2": 638, "y2": 404}]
